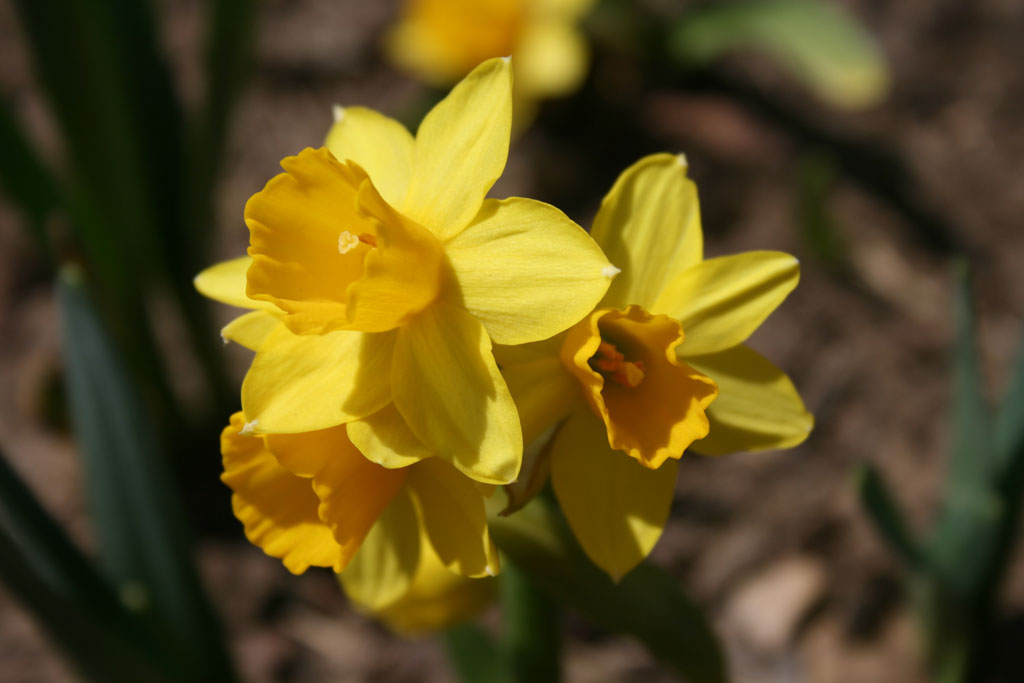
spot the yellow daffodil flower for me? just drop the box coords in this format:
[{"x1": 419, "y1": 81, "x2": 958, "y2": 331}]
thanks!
[
  {"x1": 340, "y1": 525, "x2": 496, "y2": 635},
  {"x1": 221, "y1": 412, "x2": 499, "y2": 588},
  {"x1": 499, "y1": 153, "x2": 813, "y2": 580},
  {"x1": 387, "y1": 0, "x2": 594, "y2": 116},
  {"x1": 196, "y1": 58, "x2": 614, "y2": 487}
]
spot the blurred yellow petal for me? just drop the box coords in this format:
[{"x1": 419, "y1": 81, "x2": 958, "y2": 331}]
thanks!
[
  {"x1": 325, "y1": 106, "x2": 414, "y2": 206},
  {"x1": 347, "y1": 403, "x2": 434, "y2": 469},
  {"x1": 242, "y1": 325, "x2": 394, "y2": 433},
  {"x1": 688, "y1": 344, "x2": 813, "y2": 455},
  {"x1": 392, "y1": 302, "x2": 522, "y2": 485},
  {"x1": 220, "y1": 413, "x2": 341, "y2": 574},
  {"x1": 656, "y1": 251, "x2": 800, "y2": 356},
  {"x1": 221, "y1": 311, "x2": 280, "y2": 351},
  {"x1": 590, "y1": 154, "x2": 703, "y2": 310},
  {"x1": 338, "y1": 488, "x2": 422, "y2": 610},
  {"x1": 445, "y1": 197, "x2": 612, "y2": 344},
  {"x1": 402, "y1": 57, "x2": 512, "y2": 239},
  {"x1": 407, "y1": 458, "x2": 500, "y2": 578},
  {"x1": 515, "y1": 20, "x2": 588, "y2": 97},
  {"x1": 194, "y1": 256, "x2": 277, "y2": 311},
  {"x1": 373, "y1": 532, "x2": 497, "y2": 635},
  {"x1": 560, "y1": 306, "x2": 717, "y2": 469},
  {"x1": 245, "y1": 148, "x2": 377, "y2": 335},
  {"x1": 263, "y1": 425, "x2": 407, "y2": 570},
  {"x1": 387, "y1": 0, "x2": 523, "y2": 86},
  {"x1": 550, "y1": 409, "x2": 679, "y2": 581}
]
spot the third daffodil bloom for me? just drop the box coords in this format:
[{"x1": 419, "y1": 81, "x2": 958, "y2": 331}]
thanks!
[
  {"x1": 387, "y1": 0, "x2": 594, "y2": 117},
  {"x1": 195, "y1": 58, "x2": 613, "y2": 486},
  {"x1": 221, "y1": 412, "x2": 499, "y2": 586},
  {"x1": 500, "y1": 153, "x2": 813, "y2": 580},
  {"x1": 340, "y1": 524, "x2": 497, "y2": 635}
]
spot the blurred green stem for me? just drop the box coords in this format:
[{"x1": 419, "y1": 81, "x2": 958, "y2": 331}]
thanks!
[{"x1": 500, "y1": 559, "x2": 562, "y2": 683}]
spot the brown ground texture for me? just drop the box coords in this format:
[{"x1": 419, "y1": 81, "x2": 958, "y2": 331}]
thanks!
[{"x1": 2, "y1": 0, "x2": 1024, "y2": 681}]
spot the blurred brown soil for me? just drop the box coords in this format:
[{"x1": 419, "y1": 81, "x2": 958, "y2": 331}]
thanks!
[{"x1": 2, "y1": 0, "x2": 1024, "y2": 681}]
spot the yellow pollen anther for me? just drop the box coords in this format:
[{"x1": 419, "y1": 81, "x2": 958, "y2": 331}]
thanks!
[
  {"x1": 338, "y1": 231, "x2": 377, "y2": 254},
  {"x1": 590, "y1": 341, "x2": 645, "y2": 388}
]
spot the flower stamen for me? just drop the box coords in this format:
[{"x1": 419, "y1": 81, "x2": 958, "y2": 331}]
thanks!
[
  {"x1": 589, "y1": 341, "x2": 645, "y2": 388},
  {"x1": 338, "y1": 230, "x2": 378, "y2": 254}
]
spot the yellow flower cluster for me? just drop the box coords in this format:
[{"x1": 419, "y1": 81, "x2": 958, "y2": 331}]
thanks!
[{"x1": 196, "y1": 58, "x2": 811, "y2": 631}]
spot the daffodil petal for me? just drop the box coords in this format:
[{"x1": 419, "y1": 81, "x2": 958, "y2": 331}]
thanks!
[
  {"x1": 688, "y1": 344, "x2": 813, "y2": 455},
  {"x1": 220, "y1": 413, "x2": 341, "y2": 574},
  {"x1": 221, "y1": 311, "x2": 280, "y2": 350},
  {"x1": 656, "y1": 251, "x2": 800, "y2": 356},
  {"x1": 445, "y1": 197, "x2": 612, "y2": 344},
  {"x1": 515, "y1": 20, "x2": 588, "y2": 97},
  {"x1": 325, "y1": 106, "x2": 414, "y2": 207},
  {"x1": 402, "y1": 57, "x2": 512, "y2": 239},
  {"x1": 550, "y1": 409, "x2": 678, "y2": 581},
  {"x1": 345, "y1": 167, "x2": 445, "y2": 332},
  {"x1": 392, "y1": 302, "x2": 522, "y2": 485},
  {"x1": 407, "y1": 458, "x2": 499, "y2": 578},
  {"x1": 262, "y1": 425, "x2": 407, "y2": 570},
  {"x1": 590, "y1": 154, "x2": 703, "y2": 310},
  {"x1": 338, "y1": 488, "x2": 422, "y2": 610},
  {"x1": 502, "y1": 354, "x2": 578, "y2": 448},
  {"x1": 195, "y1": 257, "x2": 277, "y2": 311},
  {"x1": 242, "y1": 325, "x2": 394, "y2": 433},
  {"x1": 245, "y1": 147, "x2": 376, "y2": 335},
  {"x1": 347, "y1": 403, "x2": 434, "y2": 469},
  {"x1": 374, "y1": 528, "x2": 497, "y2": 635}
]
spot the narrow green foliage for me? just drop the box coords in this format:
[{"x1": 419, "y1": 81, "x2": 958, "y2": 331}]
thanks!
[
  {"x1": 57, "y1": 269, "x2": 237, "y2": 683},
  {"x1": 491, "y1": 496, "x2": 727, "y2": 683},
  {"x1": 854, "y1": 464, "x2": 925, "y2": 571},
  {"x1": 670, "y1": 0, "x2": 889, "y2": 110},
  {"x1": 995, "y1": 326, "x2": 1024, "y2": 469},
  {"x1": 0, "y1": 96, "x2": 61, "y2": 258},
  {"x1": 858, "y1": 263, "x2": 1024, "y2": 683}
]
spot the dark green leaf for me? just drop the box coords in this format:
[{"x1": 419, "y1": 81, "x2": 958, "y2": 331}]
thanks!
[
  {"x1": 491, "y1": 496, "x2": 727, "y2": 683},
  {"x1": 0, "y1": 95, "x2": 61, "y2": 257},
  {"x1": 929, "y1": 263, "x2": 1003, "y2": 597},
  {"x1": 0, "y1": 525, "x2": 179, "y2": 683},
  {"x1": 57, "y1": 268, "x2": 237, "y2": 682},
  {"x1": 854, "y1": 463, "x2": 925, "y2": 571},
  {"x1": 995, "y1": 321, "x2": 1024, "y2": 471},
  {"x1": 0, "y1": 448, "x2": 122, "y2": 620}
]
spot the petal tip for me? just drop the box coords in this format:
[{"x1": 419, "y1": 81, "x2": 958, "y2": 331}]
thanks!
[
  {"x1": 240, "y1": 418, "x2": 259, "y2": 436},
  {"x1": 332, "y1": 104, "x2": 345, "y2": 122},
  {"x1": 602, "y1": 264, "x2": 622, "y2": 279},
  {"x1": 501, "y1": 55, "x2": 512, "y2": 63},
  {"x1": 676, "y1": 153, "x2": 688, "y2": 168}
]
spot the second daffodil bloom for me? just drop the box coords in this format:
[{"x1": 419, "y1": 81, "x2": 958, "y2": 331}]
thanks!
[
  {"x1": 220, "y1": 412, "x2": 499, "y2": 586},
  {"x1": 195, "y1": 58, "x2": 613, "y2": 487},
  {"x1": 500, "y1": 153, "x2": 814, "y2": 580}
]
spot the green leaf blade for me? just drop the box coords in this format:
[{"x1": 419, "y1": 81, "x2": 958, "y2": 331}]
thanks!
[
  {"x1": 671, "y1": 0, "x2": 890, "y2": 110},
  {"x1": 57, "y1": 268, "x2": 237, "y2": 683}
]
